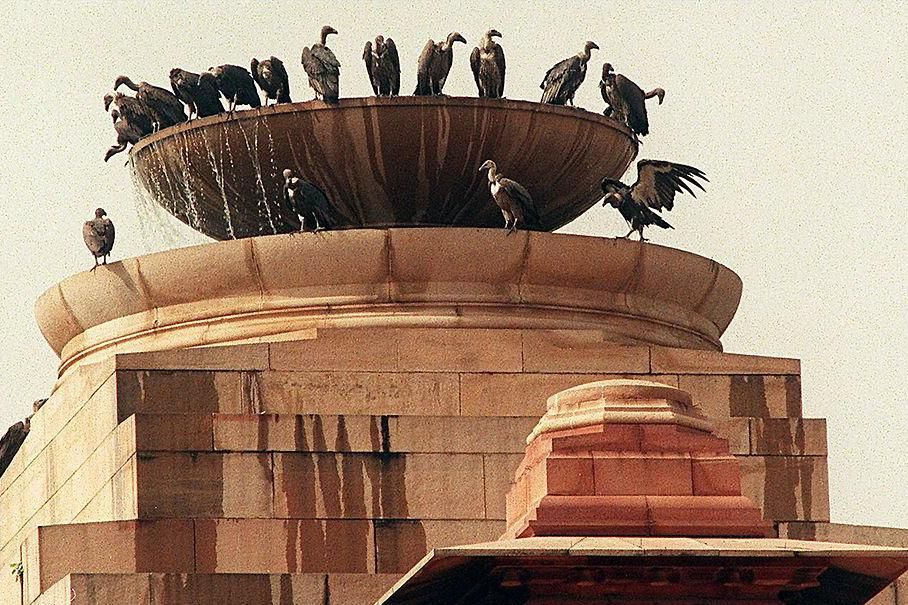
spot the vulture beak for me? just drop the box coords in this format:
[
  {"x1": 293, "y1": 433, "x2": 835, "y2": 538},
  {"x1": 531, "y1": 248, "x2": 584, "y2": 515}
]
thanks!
[
  {"x1": 588, "y1": 41, "x2": 600, "y2": 51},
  {"x1": 490, "y1": 30, "x2": 502, "y2": 38},
  {"x1": 454, "y1": 33, "x2": 467, "y2": 44},
  {"x1": 328, "y1": 26, "x2": 338, "y2": 36}
]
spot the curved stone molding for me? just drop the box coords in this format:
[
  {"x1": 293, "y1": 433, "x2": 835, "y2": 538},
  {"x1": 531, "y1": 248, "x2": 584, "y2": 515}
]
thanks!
[
  {"x1": 130, "y1": 96, "x2": 638, "y2": 238},
  {"x1": 34, "y1": 229, "x2": 742, "y2": 377}
]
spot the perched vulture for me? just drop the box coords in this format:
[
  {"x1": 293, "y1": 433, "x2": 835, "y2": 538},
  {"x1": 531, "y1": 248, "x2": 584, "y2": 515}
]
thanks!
[
  {"x1": 104, "y1": 108, "x2": 146, "y2": 162},
  {"x1": 83, "y1": 208, "x2": 115, "y2": 268},
  {"x1": 363, "y1": 35, "x2": 401, "y2": 96},
  {"x1": 0, "y1": 418, "x2": 29, "y2": 479},
  {"x1": 103, "y1": 92, "x2": 155, "y2": 161},
  {"x1": 540, "y1": 41, "x2": 599, "y2": 106},
  {"x1": 470, "y1": 29, "x2": 506, "y2": 98},
  {"x1": 599, "y1": 63, "x2": 665, "y2": 136},
  {"x1": 301, "y1": 25, "x2": 341, "y2": 103},
  {"x1": 414, "y1": 32, "x2": 467, "y2": 96},
  {"x1": 114, "y1": 75, "x2": 186, "y2": 130},
  {"x1": 201, "y1": 64, "x2": 261, "y2": 113},
  {"x1": 251, "y1": 56, "x2": 291, "y2": 105},
  {"x1": 478, "y1": 160, "x2": 539, "y2": 233},
  {"x1": 169, "y1": 68, "x2": 224, "y2": 119},
  {"x1": 601, "y1": 160, "x2": 707, "y2": 240},
  {"x1": 282, "y1": 169, "x2": 334, "y2": 232}
]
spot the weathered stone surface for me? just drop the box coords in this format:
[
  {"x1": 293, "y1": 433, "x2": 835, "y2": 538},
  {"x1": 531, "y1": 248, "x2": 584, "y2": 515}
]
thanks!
[
  {"x1": 651, "y1": 347, "x2": 800, "y2": 375},
  {"x1": 270, "y1": 329, "x2": 397, "y2": 372},
  {"x1": 117, "y1": 370, "x2": 243, "y2": 417},
  {"x1": 396, "y1": 328, "x2": 524, "y2": 372},
  {"x1": 213, "y1": 414, "x2": 390, "y2": 453},
  {"x1": 273, "y1": 452, "x2": 486, "y2": 520},
  {"x1": 135, "y1": 414, "x2": 213, "y2": 451},
  {"x1": 137, "y1": 452, "x2": 273, "y2": 518},
  {"x1": 116, "y1": 345, "x2": 269, "y2": 371},
  {"x1": 738, "y1": 456, "x2": 830, "y2": 522},
  {"x1": 522, "y1": 331, "x2": 650, "y2": 373},
  {"x1": 374, "y1": 519, "x2": 503, "y2": 573},
  {"x1": 749, "y1": 418, "x2": 827, "y2": 456},
  {"x1": 392, "y1": 416, "x2": 536, "y2": 454},
  {"x1": 256, "y1": 371, "x2": 460, "y2": 416},
  {"x1": 678, "y1": 374, "x2": 802, "y2": 418}
]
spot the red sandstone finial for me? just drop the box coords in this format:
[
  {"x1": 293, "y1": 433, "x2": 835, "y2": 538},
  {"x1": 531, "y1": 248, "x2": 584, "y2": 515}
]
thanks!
[{"x1": 504, "y1": 379, "x2": 772, "y2": 539}]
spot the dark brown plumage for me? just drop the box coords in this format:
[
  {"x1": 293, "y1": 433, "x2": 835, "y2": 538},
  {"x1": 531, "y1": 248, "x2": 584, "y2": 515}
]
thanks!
[
  {"x1": 414, "y1": 32, "x2": 467, "y2": 96},
  {"x1": 281, "y1": 169, "x2": 334, "y2": 232},
  {"x1": 599, "y1": 63, "x2": 665, "y2": 136},
  {"x1": 0, "y1": 419, "x2": 29, "y2": 479},
  {"x1": 169, "y1": 68, "x2": 224, "y2": 120},
  {"x1": 103, "y1": 92, "x2": 155, "y2": 162},
  {"x1": 251, "y1": 56, "x2": 292, "y2": 105},
  {"x1": 540, "y1": 41, "x2": 599, "y2": 106},
  {"x1": 479, "y1": 160, "x2": 539, "y2": 233},
  {"x1": 363, "y1": 35, "x2": 401, "y2": 96},
  {"x1": 114, "y1": 76, "x2": 186, "y2": 130},
  {"x1": 470, "y1": 29, "x2": 506, "y2": 98},
  {"x1": 601, "y1": 160, "x2": 707, "y2": 240},
  {"x1": 83, "y1": 208, "x2": 115, "y2": 268},
  {"x1": 302, "y1": 25, "x2": 341, "y2": 103},
  {"x1": 201, "y1": 64, "x2": 261, "y2": 113}
]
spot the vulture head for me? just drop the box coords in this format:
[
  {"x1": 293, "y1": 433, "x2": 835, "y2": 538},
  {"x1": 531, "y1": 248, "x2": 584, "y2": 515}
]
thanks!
[
  {"x1": 488, "y1": 29, "x2": 503, "y2": 39},
  {"x1": 581, "y1": 41, "x2": 600, "y2": 59},
  {"x1": 320, "y1": 25, "x2": 338, "y2": 44},
  {"x1": 282, "y1": 168, "x2": 294, "y2": 181},
  {"x1": 95, "y1": 208, "x2": 108, "y2": 219},
  {"x1": 478, "y1": 159, "x2": 500, "y2": 181},
  {"x1": 600, "y1": 62, "x2": 615, "y2": 84},
  {"x1": 445, "y1": 32, "x2": 467, "y2": 48},
  {"x1": 103, "y1": 93, "x2": 115, "y2": 112},
  {"x1": 374, "y1": 35, "x2": 385, "y2": 53},
  {"x1": 114, "y1": 75, "x2": 139, "y2": 91},
  {"x1": 601, "y1": 178, "x2": 624, "y2": 207}
]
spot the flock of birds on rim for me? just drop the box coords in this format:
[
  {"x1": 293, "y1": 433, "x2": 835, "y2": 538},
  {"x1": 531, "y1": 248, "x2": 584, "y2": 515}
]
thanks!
[{"x1": 87, "y1": 26, "x2": 708, "y2": 270}]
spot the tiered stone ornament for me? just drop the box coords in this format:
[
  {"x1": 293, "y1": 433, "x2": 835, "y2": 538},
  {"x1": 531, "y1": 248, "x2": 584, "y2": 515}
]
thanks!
[
  {"x1": 504, "y1": 379, "x2": 772, "y2": 539},
  {"x1": 379, "y1": 380, "x2": 908, "y2": 605}
]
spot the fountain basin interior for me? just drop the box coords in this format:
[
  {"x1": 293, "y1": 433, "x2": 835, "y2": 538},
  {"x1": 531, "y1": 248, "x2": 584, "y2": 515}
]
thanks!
[
  {"x1": 130, "y1": 97, "x2": 638, "y2": 239},
  {"x1": 35, "y1": 229, "x2": 741, "y2": 377}
]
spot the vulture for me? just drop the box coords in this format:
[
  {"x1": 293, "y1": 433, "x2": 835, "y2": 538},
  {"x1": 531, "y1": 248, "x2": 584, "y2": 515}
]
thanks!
[
  {"x1": 478, "y1": 160, "x2": 539, "y2": 234},
  {"x1": 540, "y1": 41, "x2": 599, "y2": 106},
  {"x1": 169, "y1": 68, "x2": 224, "y2": 119},
  {"x1": 282, "y1": 169, "x2": 334, "y2": 232},
  {"x1": 362, "y1": 35, "x2": 401, "y2": 96},
  {"x1": 0, "y1": 418, "x2": 29, "y2": 479},
  {"x1": 103, "y1": 92, "x2": 155, "y2": 161},
  {"x1": 251, "y1": 56, "x2": 292, "y2": 105},
  {"x1": 469, "y1": 29, "x2": 506, "y2": 98},
  {"x1": 601, "y1": 160, "x2": 708, "y2": 240},
  {"x1": 599, "y1": 63, "x2": 665, "y2": 136},
  {"x1": 201, "y1": 64, "x2": 261, "y2": 113},
  {"x1": 301, "y1": 25, "x2": 341, "y2": 103},
  {"x1": 114, "y1": 75, "x2": 186, "y2": 130},
  {"x1": 83, "y1": 208, "x2": 115, "y2": 268},
  {"x1": 414, "y1": 32, "x2": 467, "y2": 95}
]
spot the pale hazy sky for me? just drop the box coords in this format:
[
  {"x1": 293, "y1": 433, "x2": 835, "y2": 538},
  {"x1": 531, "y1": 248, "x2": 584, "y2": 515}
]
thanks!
[{"x1": 0, "y1": 2, "x2": 905, "y2": 528}]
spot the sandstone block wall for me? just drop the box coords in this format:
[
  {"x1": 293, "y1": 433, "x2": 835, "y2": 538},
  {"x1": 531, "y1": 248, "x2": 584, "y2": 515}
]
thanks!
[{"x1": 0, "y1": 327, "x2": 834, "y2": 603}]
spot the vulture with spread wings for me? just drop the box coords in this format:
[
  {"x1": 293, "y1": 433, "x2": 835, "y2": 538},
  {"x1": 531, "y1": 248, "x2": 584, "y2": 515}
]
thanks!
[
  {"x1": 302, "y1": 25, "x2": 341, "y2": 103},
  {"x1": 469, "y1": 29, "x2": 505, "y2": 98},
  {"x1": 363, "y1": 35, "x2": 401, "y2": 96},
  {"x1": 479, "y1": 160, "x2": 540, "y2": 234},
  {"x1": 601, "y1": 160, "x2": 707, "y2": 240}
]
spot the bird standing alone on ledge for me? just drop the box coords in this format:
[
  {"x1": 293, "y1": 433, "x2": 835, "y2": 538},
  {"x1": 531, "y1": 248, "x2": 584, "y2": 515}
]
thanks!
[
  {"x1": 479, "y1": 160, "x2": 539, "y2": 234},
  {"x1": 83, "y1": 208, "x2": 115, "y2": 269}
]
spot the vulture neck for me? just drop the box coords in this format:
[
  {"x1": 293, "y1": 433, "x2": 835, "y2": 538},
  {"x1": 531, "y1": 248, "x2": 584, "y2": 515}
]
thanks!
[
  {"x1": 119, "y1": 77, "x2": 141, "y2": 92},
  {"x1": 319, "y1": 31, "x2": 330, "y2": 45},
  {"x1": 578, "y1": 46, "x2": 594, "y2": 62},
  {"x1": 482, "y1": 34, "x2": 495, "y2": 51},
  {"x1": 443, "y1": 33, "x2": 459, "y2": 50},
  {"x1": 485, "y1": 164, "x2": 499, "y2": 183}
]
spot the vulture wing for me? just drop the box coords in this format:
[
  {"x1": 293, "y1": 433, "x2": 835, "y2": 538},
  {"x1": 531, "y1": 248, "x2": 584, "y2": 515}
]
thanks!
[
  {"x1": 499, "y1": 178, "x2": 539, "y2": 227},
  {"x1": 414, "y1": 39, "x2": 435, "y2": 95},
  {"x1": 83, "y1": 220, "x2": 105, "y2": 254},
  {"x1": 631, "y1": 160, "x2": 708, "y2": 212},
  {"x1": 269, "y1": 56, "x2": 291, "y2": 102},
  {"x1": 469, "y1": 46, "x2": 481, "y2": 93},
  {"x1": 492, "y1": 44, "x2": 506, "y2": 97},
  {"x1": 540, "y1": 56, "x2": 574, "y2": 103},
  {"x1": 363, "y1": 41, "x2": 378, "y2": 95},
  {"x1": 385, "y1": 38, "x2": 401, "y2": 95},
  {"x1": 0, "y1": 421, "x2": 28, "y2": 479},
  {"x1": 311, "y1": 45, "x2": 341, "y2": 73},
  {"x1": 141, "y1": 84, "x2": 186, "y2": 126},
  {"x1": 299, "y1": 180, "x2": 334, "y2": 228},
  {"x1": 615, "y1": 74, "x2": 648, "y2": 135}
]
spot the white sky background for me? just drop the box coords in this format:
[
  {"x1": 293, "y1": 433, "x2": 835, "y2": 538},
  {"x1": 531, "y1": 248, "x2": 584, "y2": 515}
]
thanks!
[{"x1": 0, "y1": 1, "x2": 905, "y2": 527}]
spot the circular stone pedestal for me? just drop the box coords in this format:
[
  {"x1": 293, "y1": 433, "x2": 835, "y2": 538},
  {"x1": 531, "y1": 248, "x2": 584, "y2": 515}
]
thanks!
[{"x1": 35, "y1": 229, "x2": 741, "y2": 377}]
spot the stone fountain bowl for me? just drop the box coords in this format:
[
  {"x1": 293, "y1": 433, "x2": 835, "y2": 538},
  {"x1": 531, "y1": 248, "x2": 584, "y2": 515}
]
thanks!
[{"x1": 130, "y1": 96, "x2": 638, "y2": 239}]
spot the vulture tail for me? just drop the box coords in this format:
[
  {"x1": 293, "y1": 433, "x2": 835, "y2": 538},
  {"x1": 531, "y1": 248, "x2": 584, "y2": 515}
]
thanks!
[
  {"x1": 645, "y1": 207, "x2": 673, "y2": 230},
  {"x1": 322, "y1": 75, "x2": 340, "y2": 104}
]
